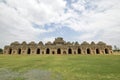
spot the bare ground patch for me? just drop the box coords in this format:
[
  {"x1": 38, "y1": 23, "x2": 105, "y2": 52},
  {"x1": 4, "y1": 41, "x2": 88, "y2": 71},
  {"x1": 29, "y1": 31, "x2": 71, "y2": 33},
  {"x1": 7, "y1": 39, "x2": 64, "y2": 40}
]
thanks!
[{"x1": 0, "y1": 68, "x2": 62, "y2": 80}]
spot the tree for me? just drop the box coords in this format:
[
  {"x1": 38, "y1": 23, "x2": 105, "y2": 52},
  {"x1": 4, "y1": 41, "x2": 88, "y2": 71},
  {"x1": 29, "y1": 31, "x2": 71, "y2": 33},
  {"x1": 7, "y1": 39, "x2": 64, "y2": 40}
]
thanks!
[
  {"x1": 0, "y1": 48, "x2": 3, "y2": 54},
  {"x1": 114, "y1": 45, "x2": 120, "y2": 52},
  {"x1": 114, "y1": 45, "x2": 117, "y2": 50}
]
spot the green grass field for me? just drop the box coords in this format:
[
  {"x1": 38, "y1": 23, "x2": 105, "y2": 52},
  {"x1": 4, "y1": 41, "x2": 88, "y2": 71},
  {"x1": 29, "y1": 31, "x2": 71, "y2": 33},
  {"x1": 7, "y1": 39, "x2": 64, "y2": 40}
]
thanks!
[{"x1": 0, "y1": 54, "x2": 120, "y2": 80}]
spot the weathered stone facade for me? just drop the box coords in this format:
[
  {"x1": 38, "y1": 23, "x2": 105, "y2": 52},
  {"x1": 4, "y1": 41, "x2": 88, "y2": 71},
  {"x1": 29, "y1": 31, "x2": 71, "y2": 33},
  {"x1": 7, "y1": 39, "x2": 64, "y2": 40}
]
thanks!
[{"x1": 3, "y1": 37, "x2": 113, "y2": 54}]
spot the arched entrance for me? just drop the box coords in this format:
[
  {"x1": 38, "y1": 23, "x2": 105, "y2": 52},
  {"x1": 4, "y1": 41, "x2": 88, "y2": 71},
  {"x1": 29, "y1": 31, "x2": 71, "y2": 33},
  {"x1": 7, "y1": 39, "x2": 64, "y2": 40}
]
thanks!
[
  {"x1": 96, "y1": 49, "x2": 100, "y2": 54},
  {"x1": 46, "y1": 48, "x2": 50, "y2": 54},
  {"x1": 57, "y1": 48, "x2": 61, "y2": 54},
  {"x1": 68, "y1": 48, "x2": 72, "y2": 54},
  {"x1": 78, "y1": 48, "x2": 81, "y2": 54},
  {"x1": 37, "y1": 48, "x2": 40, "y2": 54},
  {"x1": 105, "y1": 48, "x2": 109, "y2": 54},
  {"x1": 9, "y1": 48, "x2": 12, "y2": 54},
  {"x1": 63, "y1": 51, "x2": 66, "y2": 54},
  {"x1": 27, "y1": 48, "x2": 31, "y2": 54},
  {"x1": 52, "y1": 51, "x2": 55, "y2": 54},
  {"x1": 18, "y1": 48, "x2": 21, "y2": 54},
  {"x1": 87, "y1": 48, "x2": 91, "y2": 54}
]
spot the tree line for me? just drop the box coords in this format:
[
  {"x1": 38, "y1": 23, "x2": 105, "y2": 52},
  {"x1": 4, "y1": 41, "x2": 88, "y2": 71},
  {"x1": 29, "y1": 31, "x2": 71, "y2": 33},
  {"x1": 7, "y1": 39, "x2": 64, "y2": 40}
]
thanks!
[{"x1": 113, "y1": 45, "x2": 120, "y2": 52}]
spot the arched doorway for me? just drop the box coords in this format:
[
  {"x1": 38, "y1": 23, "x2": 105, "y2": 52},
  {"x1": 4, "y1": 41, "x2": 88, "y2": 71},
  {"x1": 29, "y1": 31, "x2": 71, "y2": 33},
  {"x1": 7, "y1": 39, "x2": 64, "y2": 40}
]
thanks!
[
  {"x1": 63, "y1": 51, "x2": 66, "y2": 54},
  {"x1": 78, "y1": 48, "x2": 81, "y2": 54},
  {"x1": 96, "y1": 49, "x2": 100, "y2": 54},
  {"x1": 37, "y1": 48, "x2": 40, "y2": 54},
  {"x1": 27, "y1": 48, "x2": 31, "y2": 54},
  {"x1": 52, "y1": 51, "x2": 55, "y2": 54},
  {"x1": 18, "y1": 48, "x2": 21, "y2": 54},
  {"x1": 9, "y1": 48, "x2": 12, "y2": 54},
  {"x1": 87, "y1": 48, "x2": 91, "y2": 54},
  {"x1": 105, "y1": 49, "x2": 109, "y2": 54},
  {"x1": 57, "y1": 48, "x2": 61, "y2": 54},
  {"x1": 68, "y1": 48, "x2": 72, "y2": 54},
  {"x1": 46, "y1": 48, "x2": 50, "y2": 54}
]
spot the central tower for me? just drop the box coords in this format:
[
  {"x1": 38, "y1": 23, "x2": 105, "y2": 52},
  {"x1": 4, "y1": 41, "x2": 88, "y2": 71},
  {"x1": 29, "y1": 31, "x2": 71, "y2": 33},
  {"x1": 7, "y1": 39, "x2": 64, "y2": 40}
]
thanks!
[{"x1": 53, "y1": 37, "x2": 65, "y2": 45}]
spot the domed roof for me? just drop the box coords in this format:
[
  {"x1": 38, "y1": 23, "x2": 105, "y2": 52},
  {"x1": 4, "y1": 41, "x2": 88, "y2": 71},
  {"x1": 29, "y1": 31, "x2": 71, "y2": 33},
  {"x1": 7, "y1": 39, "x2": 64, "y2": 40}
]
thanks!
[
  {"x1": 81, "y1": 41, "x2": 89, "y2": 45},
  {"x1": 21, "y1": 41, "x2": 27, "y2": 45},
  {"x1": 45, "y1": 41, "x2": 52, "y2": 45},
  {"x1": 97, "y1": 41, "x2": 106, "y2": 45},
  {"x1": 11, "y1": 41, "x2": 20, "y2": 45},
  {"x1": 29, "y1": 41, "x2": 36, "y2": 45},
  {"x1": 66, "y1": 42, "x2": 72, "y2": 45},
  {"x1": 38, "y1": 41, "x2": 43, "y2": 45},
  {"x1": 91, "y1": 41, "x2": 95, "y2": 45},
  {"x1": 74, "y1": 41, "x2": 79, "y2": 45}
]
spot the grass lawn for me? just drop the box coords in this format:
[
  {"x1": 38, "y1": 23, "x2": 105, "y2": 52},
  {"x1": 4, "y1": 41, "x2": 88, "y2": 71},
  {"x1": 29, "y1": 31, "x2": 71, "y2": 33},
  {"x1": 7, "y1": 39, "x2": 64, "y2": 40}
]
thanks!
[{"x1": 0, "y1": 54, "x2": 120, "y2": 80}]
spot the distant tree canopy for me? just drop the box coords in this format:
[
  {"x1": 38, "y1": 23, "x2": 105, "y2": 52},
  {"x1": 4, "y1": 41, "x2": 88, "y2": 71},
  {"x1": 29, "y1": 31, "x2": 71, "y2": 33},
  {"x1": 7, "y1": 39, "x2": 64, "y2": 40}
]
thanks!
[
  {"x1": 0, "y1": 48, "x2": 3, "y2": 54},
  {"x1": 113, "y1": 45, "x2": 120, "y2": 52}
]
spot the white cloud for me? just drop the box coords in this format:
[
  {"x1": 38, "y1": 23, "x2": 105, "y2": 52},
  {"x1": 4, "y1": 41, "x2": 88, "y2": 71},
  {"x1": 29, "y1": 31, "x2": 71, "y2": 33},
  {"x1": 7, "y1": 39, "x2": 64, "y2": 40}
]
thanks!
[
  {"x1": 5, "y1": 0, "x2": 66, "y2": 25},
  {"x1": 0, "y1": 0, "x2": 66, "y2": 48},
  {"x1": 61, "y1": 0, "x2": 120, "y2": 47},
  {"x1": 42, "y1": 37, "x2": 55, "y2": 43},
  {"x1": 0, "y1": 0, "x2": 120, "y2": 48},
  {"x1": 62, "y1": 0, "x2": 120, "y2": 31}
]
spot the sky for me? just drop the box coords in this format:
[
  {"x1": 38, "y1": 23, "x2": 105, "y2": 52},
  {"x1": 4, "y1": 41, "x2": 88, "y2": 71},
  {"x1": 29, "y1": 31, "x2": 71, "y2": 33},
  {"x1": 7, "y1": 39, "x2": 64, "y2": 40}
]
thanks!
[{"x1": 0, "y1": 0, "x2": 120, "y2": 49}]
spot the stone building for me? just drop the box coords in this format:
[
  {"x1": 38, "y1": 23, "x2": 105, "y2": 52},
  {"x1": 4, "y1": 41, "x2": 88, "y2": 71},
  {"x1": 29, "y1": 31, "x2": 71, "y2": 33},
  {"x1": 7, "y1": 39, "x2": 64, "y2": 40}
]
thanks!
[{"x1": 3, "y1": 37, "x2": 113, "y2": 54}]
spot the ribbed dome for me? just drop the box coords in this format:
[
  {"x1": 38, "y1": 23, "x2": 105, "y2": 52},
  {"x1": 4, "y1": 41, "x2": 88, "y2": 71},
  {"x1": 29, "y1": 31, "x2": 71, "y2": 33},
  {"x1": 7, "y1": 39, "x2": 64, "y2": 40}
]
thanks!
[
  {"x1": 97, "y1": 41, "x2": 106, "y2": 45},
  {"x1": 11, "y1": 41, "x2": 20, "y2": 45},
  {"x1": 74, "y1": 41, "x2": 79, "y2": 45},
  {"x1": 45, "y1": 41, "x2": 52, "y2": 45},
  {"x1": 91, "y1": 41, "x2": 95, "y2": 45},
  {"x1": 66, "y1": 42, "x2": 72, "y2": 45},
  {"x1": 21, "y1": 41, "x2": 27, "y2": 45},
  {"x1": 81, "y1": 41, "x2": 89, "y2": 45},
  {"x1": 29, "y1": 41, "x2": 36, "y2": 45},
  {"x1": 38, "y1": 41, "x2": 43, "y2": 45}
]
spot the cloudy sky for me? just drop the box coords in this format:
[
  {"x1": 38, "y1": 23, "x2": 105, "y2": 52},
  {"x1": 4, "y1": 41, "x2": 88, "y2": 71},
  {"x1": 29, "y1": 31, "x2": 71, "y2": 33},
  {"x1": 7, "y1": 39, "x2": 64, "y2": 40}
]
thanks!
[{"x1": 0, "y1": 0, "x2": 120, "y2": 48}]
